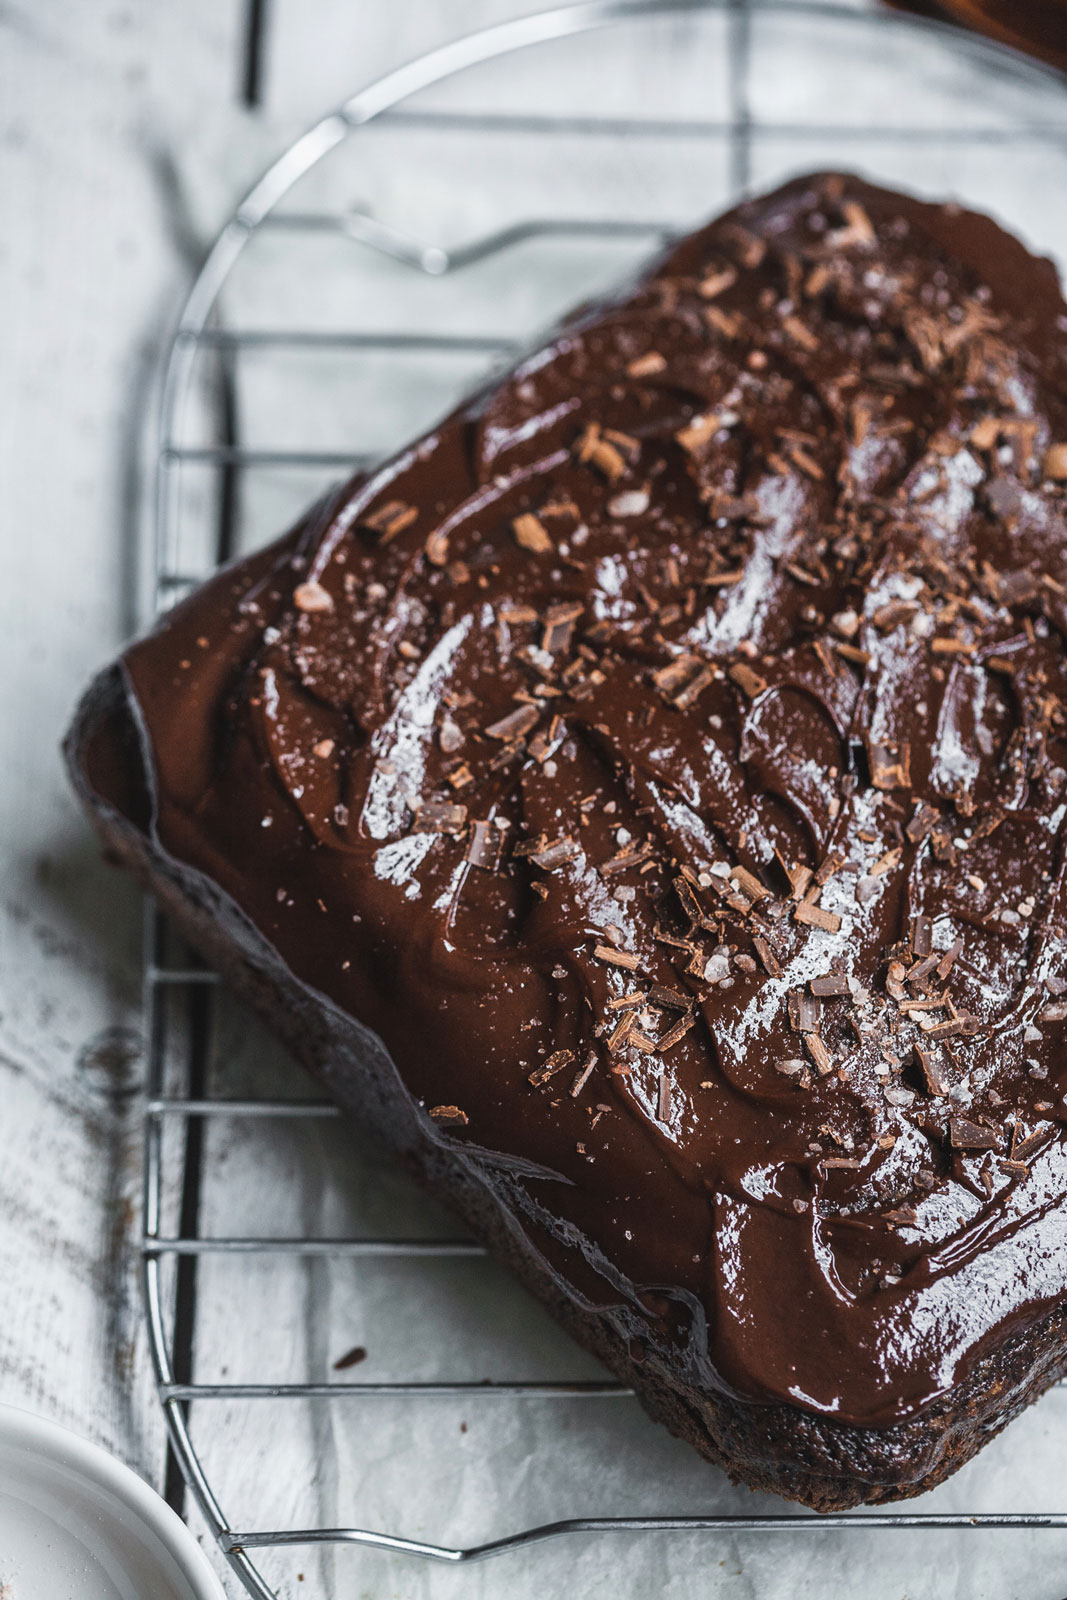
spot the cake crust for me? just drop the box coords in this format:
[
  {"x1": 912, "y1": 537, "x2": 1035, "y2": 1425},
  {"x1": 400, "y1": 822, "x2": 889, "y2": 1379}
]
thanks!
[{"x1": 66, "y1": 173, "x2": 1067, "y2": 1509}]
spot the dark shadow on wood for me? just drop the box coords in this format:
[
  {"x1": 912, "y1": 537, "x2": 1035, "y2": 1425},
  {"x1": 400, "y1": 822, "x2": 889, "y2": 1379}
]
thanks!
[{"x1": 242, "y1": 0, "x2": 270, "y2": 109}]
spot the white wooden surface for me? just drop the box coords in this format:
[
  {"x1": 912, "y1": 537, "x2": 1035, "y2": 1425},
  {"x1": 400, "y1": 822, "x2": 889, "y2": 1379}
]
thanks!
[
  {"x1": 0, "y1": 0, "x2": 585, "y2": 1576},
  {"x1": 5, "y1": 4, "x2": 1067, "y2": 1598}
]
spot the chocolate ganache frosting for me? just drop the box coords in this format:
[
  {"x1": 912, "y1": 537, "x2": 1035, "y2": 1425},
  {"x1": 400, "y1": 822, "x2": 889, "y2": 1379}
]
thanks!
[{"x1": 85, "y1": 174, "x2": 1067, "y2": 1432}]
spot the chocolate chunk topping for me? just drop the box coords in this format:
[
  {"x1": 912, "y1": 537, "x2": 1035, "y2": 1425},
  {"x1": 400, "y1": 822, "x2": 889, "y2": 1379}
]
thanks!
[
  {"x1": 950, "y1": 1116, "x2": 1000, "y2": 1152},
  {"x1": 429, "y1": 1105, "x2": 469, "y2": 1127}
]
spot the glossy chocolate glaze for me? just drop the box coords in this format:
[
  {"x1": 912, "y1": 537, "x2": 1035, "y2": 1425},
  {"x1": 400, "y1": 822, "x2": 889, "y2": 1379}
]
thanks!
[{"x1": 93, "y1": 174, "x2": 1067, "y2": 1427}]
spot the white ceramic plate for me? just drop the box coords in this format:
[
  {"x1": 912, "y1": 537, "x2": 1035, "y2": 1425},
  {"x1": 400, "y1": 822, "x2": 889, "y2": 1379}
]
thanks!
[{"x1": 0, "y1": 1403, "x2": 225, "y2": 1600}]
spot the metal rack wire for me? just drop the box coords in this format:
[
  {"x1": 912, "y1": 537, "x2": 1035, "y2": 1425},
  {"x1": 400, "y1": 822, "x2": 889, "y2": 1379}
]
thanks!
[{"x1": 140, "y1": 3, "x2": 1067, "y2": 1594}]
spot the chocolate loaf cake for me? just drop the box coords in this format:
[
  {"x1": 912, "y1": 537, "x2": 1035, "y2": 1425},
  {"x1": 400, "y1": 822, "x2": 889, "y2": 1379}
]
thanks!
[{"x1": 67, "y1": 174, "x2": 1067, "y2": 1511}]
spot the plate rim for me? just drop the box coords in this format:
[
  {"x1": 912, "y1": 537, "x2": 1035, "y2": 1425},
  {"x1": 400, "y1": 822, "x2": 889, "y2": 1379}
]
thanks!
[{"x1": 0, "y1": 1400, "x2": 226, "y2": 1600}]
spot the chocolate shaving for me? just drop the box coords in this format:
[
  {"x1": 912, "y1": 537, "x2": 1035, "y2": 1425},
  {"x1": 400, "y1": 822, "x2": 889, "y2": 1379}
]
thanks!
[
  {"x1": 429, "y1": 1104, "x2": 469, "y2": 1126},
  {"x1": 513, "y1": 834, "x2": 547, "y2": 858},
  {"x1": 1011, "y1": 1125, "x2": 1050, "y2": 1164},
  {"x1": 872, "y1": 600, "x2": 918, "y2": 632},
  {"x1": 605, "y1": 992, "x2": 646, "y2": 1012},
  {"x1": 673, "y1": 874, "x2": 703, "y2": 926},
  {"x1": 731, "y1": 865, "x2": 767, "y2": 904},
  {"x1": 488, "y1": 740, "x2": 524, "y2": 772},
  {"x1": 648, "y1": 984, "x2": 692, "y2": 1012},
  {"x1": 424, "y1": 527, "x2": 450, "y2": 567},
  {"x1": 836, "y1": 200, "x2": 876, "y2": 246},
  {"x1": 721, "y1": 222, "x2": 766, "y2": 268},
  {"x1": 676, "y1": 413, "x2": 722, "y2": 454},
  {"x1": 931, "y1": 636, "x2": 975, "y2": 657},
  {"x1": 627, "y1": 350, "x2": 667, "y2": 378},
  {"x1": 898, "y1": 995, "x2": 946, "y2": 1014},
  {"x1": 541, "y1": 602, "x2": 583, "y2": 655},
  {"x1": 907, "y1": 953, "x2": 941, "y2": 987},
  {"x1": 870, "y1": 848, "x2": 902, "y2": 879},
  {"x1": 608, "y1": 1010, "x2": 636, "y2": 1051},
  {"x1": 811, "y1": 974, "x2": 849, "y2": 996},
  {"x1": 788, "y1": 991, "x2": 821, "y2": 1032},
  {"x1": 753, "y1": 936, "x2": 782, "y2": 978},
  {"x1": 867, "y1": 738, "x2": 912, "y2": 791},
  {"x1": 512, "y1": 513, "x2": 553, "y2": 554},
  {"x1": 728, "y1": 661, "x2": 768, "y2": 698},
  {"x1": 805, "y1": 1033, "x2": 833, "y2": 1075},
  {"x1": 784, "y1": 450, "x2": 823, "y2": 484},
  {"x1": 599, "y1": 840, "x2": 653, "y2": 877},
  {"x1": 949, "y1": 1116, "x2": 1000, "y2": 1152},
  {"x1": 603, "y1": 426, "x2": 641, "y2": 461},
  {"x1": 935, "y1": 939, "x2": 963, "y2": 981},
  {"x1": 906, "y1": 802, "x2": 940, "y2": 844},
  {"x1": 485, "y1": 703, "x2": 540, "y2": 741},
  {"x1": 915, "y1": 1045, "x2": 949, "y2": 1097},
  {"x1": 705, "y1": 568, "x2": 744, "y2": 588},
  {"x1": 414, "y1": 800, "x2": 468, "y2": 835},
  {"x1": 466, "y1": 820, "x2": 504, "y2": 871},
  {"x1": 921, "y1": 1013, "x2": 979, "y2": 1039},
  {"x1": 705, "y1": 305, "x2": 741, "y2": 339},
  {"x1": 910, "y1": 915, "x2": 933, "y2": 958},
  {"x1": 528, "y1": 1049, "x2": 575, "y2": 1087},
  {"x1": 658, "y1": 1013, "x2": 696, "y2": 1052},
  {"x1": 362, "y1": 500, "x2": 417, "y2": 542},
  {"x1": 699, "y1": 265, "x2": 738, "y2": 299},
  {"x1": 530, "y1": 837, "x2": 580, "y2": 870},
  {"x1": 834, "y1": 642, "x2": 870, "y2": 667},
  {"x1": 794, "y1": 899, "x2": 843, "y2": 934},
  {"x1": 576, "y1": 422, "x2": 629, "y2": 480},
  {"x1": 814, "y1": 853, "x2": 843, "y2": 888},
  {"x1": 672, "y1": 665, "x2": 715, "y2": 710},
  {"x1": 594, "y1": 944, "x2": 642, "y2": 970},
  {"x1": 569, "y1": 1052, "x2": 597, "y2": 1098},
  {"x1": 652, "y1": 654, "x2": 703, "y2": 698},
  {"x1": 528, "y1": 719, "x2": 563, "y2": 764},
  {"x1": 782, "y1": 314, "x2": 818, "y2": 352},
  {"x1": 785, "y1": 860, "x2": 815, "y2": 900}
]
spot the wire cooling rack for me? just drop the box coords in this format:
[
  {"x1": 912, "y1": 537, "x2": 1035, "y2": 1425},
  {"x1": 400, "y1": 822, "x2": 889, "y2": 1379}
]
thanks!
[{"x1": 141, "y1": 4, "x2": 1067, "y2": 1595}]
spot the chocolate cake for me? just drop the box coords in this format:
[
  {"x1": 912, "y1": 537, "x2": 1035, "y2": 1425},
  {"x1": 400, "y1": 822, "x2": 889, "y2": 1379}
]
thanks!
[{"x1": 66, "y1": 174, "x2": 1067, "y2": 1511}]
